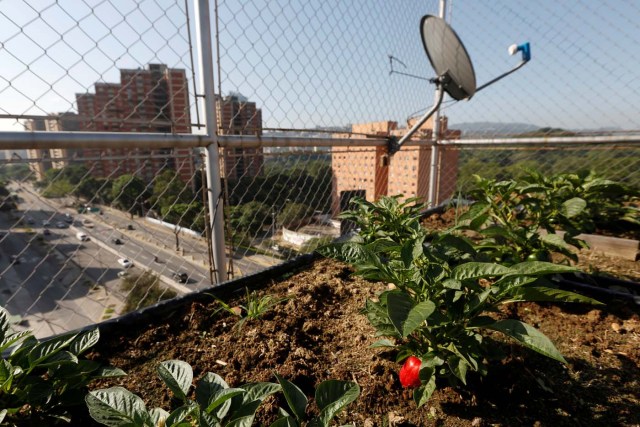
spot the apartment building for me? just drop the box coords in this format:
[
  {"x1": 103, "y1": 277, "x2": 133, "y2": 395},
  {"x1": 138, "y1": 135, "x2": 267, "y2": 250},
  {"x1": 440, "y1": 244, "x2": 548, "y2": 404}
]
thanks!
[
  {"x1": 75, "y1": 63, "x2": 193, "y2": 183},
  {"x1": 331, "y1": 116, "x2": 460, "y2": 215},
  {"x1": 216, "y1": 94, "x2": 263, "y2": 181}
]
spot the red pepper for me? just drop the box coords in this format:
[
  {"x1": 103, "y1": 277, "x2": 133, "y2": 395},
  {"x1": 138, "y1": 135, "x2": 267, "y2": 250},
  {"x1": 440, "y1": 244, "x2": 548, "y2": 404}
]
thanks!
[{"x1": 399, "y1": 356, "x2": 422, "y2": 388}]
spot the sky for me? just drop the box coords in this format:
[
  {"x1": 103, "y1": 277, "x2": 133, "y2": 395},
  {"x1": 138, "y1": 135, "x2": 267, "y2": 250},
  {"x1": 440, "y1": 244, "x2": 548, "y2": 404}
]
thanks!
[{"x1": 1, "y1": 0, "x2": 639, "y2": 134}]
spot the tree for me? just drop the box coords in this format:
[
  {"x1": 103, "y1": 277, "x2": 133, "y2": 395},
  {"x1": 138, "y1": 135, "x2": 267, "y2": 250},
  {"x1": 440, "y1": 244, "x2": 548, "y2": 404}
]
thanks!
[
  {"x1": 228, "y1": 201, "x2": 272, "y2": 235},
  {"x1": 161, "y1": 202, "x2": 205, "y2": 232},
  {"x1": 110, "y1": 174, "x2": 148, "y2": 218},
  {"x1": 278, "y1": 202, "x2": 313, "y2": 229},
  {"x1": 149, "y1": 170, "x2": 193, "y2": 213}
]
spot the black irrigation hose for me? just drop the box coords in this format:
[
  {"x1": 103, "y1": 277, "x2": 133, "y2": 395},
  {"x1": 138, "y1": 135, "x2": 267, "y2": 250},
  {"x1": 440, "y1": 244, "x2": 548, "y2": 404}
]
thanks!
[{"x1": 554, "y1": 274, "x2": 640, "y2": 306}]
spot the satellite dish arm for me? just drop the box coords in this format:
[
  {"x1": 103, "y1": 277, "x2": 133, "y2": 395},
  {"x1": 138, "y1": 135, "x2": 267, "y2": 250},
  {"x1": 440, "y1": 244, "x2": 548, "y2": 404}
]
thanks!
[
  {"x1": 475, "y1": 42, "x2": 531, "y2": 94},
  {"x1": 390, "y1": 83, "x2": 445, "y2": 153}
]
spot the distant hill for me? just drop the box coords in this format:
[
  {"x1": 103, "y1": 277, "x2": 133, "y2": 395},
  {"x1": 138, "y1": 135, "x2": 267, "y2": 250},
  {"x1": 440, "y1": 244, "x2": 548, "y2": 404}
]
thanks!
[{"x1": 451, "y1": 122, "x2": 540, "y2": 137}]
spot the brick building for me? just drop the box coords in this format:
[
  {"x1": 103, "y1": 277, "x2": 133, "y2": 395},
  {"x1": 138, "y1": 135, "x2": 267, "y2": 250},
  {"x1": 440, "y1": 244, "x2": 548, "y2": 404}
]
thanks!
[
  {"x1": 75, "y1": 64, "x2": 193, "y2": 183},
  {"x1": 331, "y1": 116, "x2": 460, "y2": 215},
  {"x1": 215, "y1": 94, "x2": 263, "y2": 181},
  {"x1": 25, "y1": 113, "x2": 82, "y2": 180}
]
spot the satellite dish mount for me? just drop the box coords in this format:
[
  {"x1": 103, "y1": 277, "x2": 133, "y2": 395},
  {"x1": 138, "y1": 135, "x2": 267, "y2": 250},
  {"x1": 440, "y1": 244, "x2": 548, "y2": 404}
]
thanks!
[{"x1": 389, "y1": 15, "x2": 531, "y2": 154}]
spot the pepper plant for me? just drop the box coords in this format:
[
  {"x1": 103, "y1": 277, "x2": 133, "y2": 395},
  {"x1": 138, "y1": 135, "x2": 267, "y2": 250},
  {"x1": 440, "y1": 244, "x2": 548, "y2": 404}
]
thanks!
[
  {"x1": 320, "y1": 196, "x2": 600, "y2": 406},
  {"x1": 459, "y1": 170, "x2": 639, "y2": 264},
  {"x1": 86, "y1": 360, "x2": 360, "y2": 427},
  {"x1": 0, "y1": 307, "x2": 125, "y2": 425}
]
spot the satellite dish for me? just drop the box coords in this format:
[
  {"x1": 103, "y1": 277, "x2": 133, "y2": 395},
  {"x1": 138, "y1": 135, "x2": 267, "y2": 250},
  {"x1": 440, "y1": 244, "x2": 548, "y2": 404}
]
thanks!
[
  {"x1": 421, "y1": 15, "x2": 476, "y2": 101},
  {"x1": 390, "y1": 14, "x2": 531, "y2": 153}
]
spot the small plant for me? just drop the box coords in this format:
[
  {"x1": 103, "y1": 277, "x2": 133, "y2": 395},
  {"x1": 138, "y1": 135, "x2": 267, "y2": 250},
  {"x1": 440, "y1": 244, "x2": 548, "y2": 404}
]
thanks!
[
  {"x1": 320, "y1": 196, "x2": 601, "y2": 406},
  {"x1": 0, "y1": 307, "x2": 125, "y2": 425},
  {"x1": 212, "y1": 288, "x2": 290, "y2": 330},
  {"x1": 86, "y1": 360, "x2": 360, "y2": 427},
  {"x1": 272, "y1": 373, "x2": 360, "y2": 427}
]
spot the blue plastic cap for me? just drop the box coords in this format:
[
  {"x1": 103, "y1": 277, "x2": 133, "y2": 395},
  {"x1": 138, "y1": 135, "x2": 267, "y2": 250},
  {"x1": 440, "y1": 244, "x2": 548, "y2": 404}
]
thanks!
[{"x1": 518, "y1": 42, "x2": 531, "y2": 61}]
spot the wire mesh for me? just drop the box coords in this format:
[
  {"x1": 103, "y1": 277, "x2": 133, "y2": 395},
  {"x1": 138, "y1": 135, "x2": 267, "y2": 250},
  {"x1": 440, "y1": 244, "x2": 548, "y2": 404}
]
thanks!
[{"x1": 1, "y1": 1, "x2": 640, "y2": 338}]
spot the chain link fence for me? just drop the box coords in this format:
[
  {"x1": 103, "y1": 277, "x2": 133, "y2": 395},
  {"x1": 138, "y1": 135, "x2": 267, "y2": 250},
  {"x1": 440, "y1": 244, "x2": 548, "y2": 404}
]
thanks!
[{"x1": 0, "y1": 0, "x2": 639, "y2": 337}]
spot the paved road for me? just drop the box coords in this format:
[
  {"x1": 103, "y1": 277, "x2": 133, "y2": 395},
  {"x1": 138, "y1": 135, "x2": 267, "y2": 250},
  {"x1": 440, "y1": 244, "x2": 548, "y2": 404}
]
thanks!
[{"x1": 1, "y1": 182, "x2": 283, "y2": 338}]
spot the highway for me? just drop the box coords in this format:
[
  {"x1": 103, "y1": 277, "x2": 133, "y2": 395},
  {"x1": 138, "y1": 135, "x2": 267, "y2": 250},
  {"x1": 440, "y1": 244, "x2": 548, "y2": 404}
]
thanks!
[{"x1": 0, "y1": 182, "x2": 282, "y2": 337}]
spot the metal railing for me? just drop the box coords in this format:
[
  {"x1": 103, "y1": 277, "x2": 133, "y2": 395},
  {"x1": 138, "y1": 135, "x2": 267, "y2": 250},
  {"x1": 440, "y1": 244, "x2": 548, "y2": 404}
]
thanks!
[{"x1": 0, "y1": 0, "x2": 639, "y2": 338}]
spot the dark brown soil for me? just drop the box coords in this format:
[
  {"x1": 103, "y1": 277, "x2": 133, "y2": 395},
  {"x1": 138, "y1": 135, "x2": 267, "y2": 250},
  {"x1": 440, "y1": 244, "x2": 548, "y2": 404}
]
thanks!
[{"x1": 87, "y1": 254, "x2": 640, "y2": 427}]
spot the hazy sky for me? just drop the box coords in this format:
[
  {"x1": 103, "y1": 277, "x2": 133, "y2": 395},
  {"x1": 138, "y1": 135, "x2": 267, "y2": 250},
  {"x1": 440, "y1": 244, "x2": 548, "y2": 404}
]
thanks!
[{"x1": 1, "y1": 1, "x2": 639, "y2": 133}]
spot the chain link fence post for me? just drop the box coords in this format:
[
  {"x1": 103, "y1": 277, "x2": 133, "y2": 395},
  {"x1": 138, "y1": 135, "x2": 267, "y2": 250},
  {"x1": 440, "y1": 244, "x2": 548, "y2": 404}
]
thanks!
[{"x1": 195, "y1": 0, "x2": 227, "y2": 284}]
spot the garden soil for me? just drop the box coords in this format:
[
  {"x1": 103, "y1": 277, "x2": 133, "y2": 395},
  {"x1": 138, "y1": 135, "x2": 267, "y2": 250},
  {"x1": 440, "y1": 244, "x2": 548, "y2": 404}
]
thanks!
[{"x1": 89, "y1": 252, "x2": 640, "y2": 426}]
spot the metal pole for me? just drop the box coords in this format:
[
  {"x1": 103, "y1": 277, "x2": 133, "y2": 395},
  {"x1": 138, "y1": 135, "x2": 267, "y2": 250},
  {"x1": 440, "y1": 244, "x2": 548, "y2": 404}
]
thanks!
[
  {"x1": 195, "y1": 0, "x2": 227, "y2": 283},
  {"x1": 427, "y1": 0, "x2": 447, "y2": 207}
]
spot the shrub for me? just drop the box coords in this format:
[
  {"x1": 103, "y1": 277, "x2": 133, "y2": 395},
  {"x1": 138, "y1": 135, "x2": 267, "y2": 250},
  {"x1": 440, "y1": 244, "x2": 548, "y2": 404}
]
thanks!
[
  {"x1": 121, "y1": 272, "x2": 177, "y2": 313},
  {"x1": 0, "y1": 307, "x2": 124, "y2": 425},
  {"x1": 320, "y1": 196, "x2": 600, "y2": 406}
]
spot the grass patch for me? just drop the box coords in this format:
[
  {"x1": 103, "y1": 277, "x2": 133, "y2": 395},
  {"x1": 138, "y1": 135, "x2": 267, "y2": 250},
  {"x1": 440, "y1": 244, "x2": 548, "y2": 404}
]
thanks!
[{"x1": 121, "y1": 271, "x2": 177, "y2": 313}]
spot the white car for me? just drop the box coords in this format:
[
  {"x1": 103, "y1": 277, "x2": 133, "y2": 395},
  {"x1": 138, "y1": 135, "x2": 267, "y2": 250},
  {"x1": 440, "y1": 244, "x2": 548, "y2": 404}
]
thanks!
[{"x1": 117, "y1": 258, "x2": 133, "y2": 268}]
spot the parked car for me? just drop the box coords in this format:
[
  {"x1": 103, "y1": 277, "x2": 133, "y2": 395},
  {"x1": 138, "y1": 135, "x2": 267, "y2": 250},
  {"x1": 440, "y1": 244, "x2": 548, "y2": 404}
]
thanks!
[
  {"x1": 127, "y1": 224, "x2": 135, "y2": 230},
  {"x1": 76, "y1": 232, "x2": 88, "y2": 241},
  {"x1": 25, "y1": 216, "x2": 35, "y2": 224},
  {"x1": 42, "y1": 220, "x2": 50, "y2": 227},
  {"x1": 42, "y1": 229, "x2": 51, "y2": 236},
  {"x1": 111, "y1": 238, "x2": 123, "y2": 245},
  {"x1": 64, "y1": 214, "x2": 73, "y2": 223},
  {"x1": 172, "y1": 272, "x2": 189, "y2": 283},
  {"x1": 117, "y1": 271, "x2": 128, "y2": 278},
  {"x1": 83, "y1": 221, "x2": 95, "y2": 228},
  {"x1": 56, "y1": 221, "x2": 67, "y2": 229},
  {"x1": 117, "y1": 258, "x2": 133, "y2": 268}
]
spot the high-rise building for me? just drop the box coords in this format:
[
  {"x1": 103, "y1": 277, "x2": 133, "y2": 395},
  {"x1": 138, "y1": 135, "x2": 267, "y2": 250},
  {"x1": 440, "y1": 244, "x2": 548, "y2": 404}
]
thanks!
[
  {"x1": 215, "y1": 94, "x2": 263, "y2": 181},
  {"x1": 75, "y1": 64, "x2": 193, "y2": 183},
  {"x1": 331, "y1": 116, "x2": 460, "y2": 215},
  {"x1": 25, "y1": 118, "x2": 50, "y2": 181},
  {"x1": 25, "y1": 113, "x2": 82, "y2": 180}
]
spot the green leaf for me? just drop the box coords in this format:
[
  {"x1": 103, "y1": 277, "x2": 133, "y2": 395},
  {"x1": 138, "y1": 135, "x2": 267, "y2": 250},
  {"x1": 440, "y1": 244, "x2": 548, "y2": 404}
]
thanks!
[
  {"x1": 404, "y1": 301, "x2": 436, "y2": 337},
  {"x1": 157, "y1": 360, "x2": 193, "y2": 402},
  {"x1": 37, "y1": 350, "x2": 77, "y2": 367},
  {"x1": 94, "y1": 366, "x2": 128, "y2": 379},
  {"x1": 227, "y1": 400, "x2": 261, "y2": 426},
  {"x1": 0, "y1": 308, "x2": 9, "y2": 343},
  {"x1": 413, "y1": 367, "x2": 436, "y2": 407},
  {"x1": 539, "y1": 233, "x2": 571, "y2": 250},
  {"x1": 507, "y1": 261, "x2": 577, "y2": 277},
  {"x1": 196, "y1": 372, "x2": 230, "y2": 418},
  {"x1": 0, "y1": 330, "x2": 31, "y2": 353},
  {"x1": 275, "y1": 373, "x2": 307, "y2": 420},
  {"x1": 28, "y1": 332, "x2": 78, "y2": 368},
  {"x1": 507, "y1": 286, "x2": 603, "y2": 305},
  {"x1": 448, "y1": 356, "x2": 469, "y2": 385},
  {"x1": 239, "y1": 382, "x2": 282, "y2": 404},
  {"x1": 386, "y1": 292, "x2": 412, "y2": 337},
  {"x1": 149, "y1": 408, "x2": 170, "y2": 427},
  {"x1": 369, "y1": 339, "x2": 396, "y2": 348},
  {"x1": 70, "y1": 328, "x2": 100, "y2": 355},
  {"x1": 85, "y1": 386, "x2": 150, "y2": 427},
  {"x1": 270, "y1": 416, "x2": 298, "y2": 427},
  {"x1": 487, "y1": 319, "x2": 567, "y2": 364},
  {"x1": 198, "y1": 411, "x2": 218, "y2": 427},
  {"x1": 165, "y1": 404, "x2": 198, "y2": 426},
  {"x1": 562, "y1": 197, "x2": 587, "y2": 218},
  {"x1": 451, "y1": 262, "x2": 512, "y2": 281},
  {"x1": 205, "y1": 388, "x2": 246, "y2": 414},
  {"x1": 315, "y1": 380, "x2": 360, "y2": 427}
]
